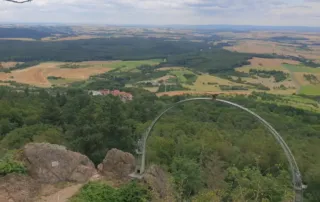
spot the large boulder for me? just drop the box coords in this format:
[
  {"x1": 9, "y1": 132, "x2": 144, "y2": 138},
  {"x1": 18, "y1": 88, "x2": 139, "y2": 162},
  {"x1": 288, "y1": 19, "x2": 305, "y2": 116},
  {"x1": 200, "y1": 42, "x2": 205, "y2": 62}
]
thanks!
[
  {"x1": 23, "y1": 143, "x2": 97, "y2": 183},
  {"x1": 143, "y1": 165, "x2": 175, "y2": 202},
  {"x1": 0, "y1": 174, "x2": 39, "y2": 202},
  {"x1": 98, "y1": 148, "x2": 135, "y2": 182}
]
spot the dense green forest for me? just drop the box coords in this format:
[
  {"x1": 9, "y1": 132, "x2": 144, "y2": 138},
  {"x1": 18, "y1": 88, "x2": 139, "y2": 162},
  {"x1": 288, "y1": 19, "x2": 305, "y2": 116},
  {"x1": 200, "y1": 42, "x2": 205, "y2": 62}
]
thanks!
[
  {"x1": 0, "y1": 28, "x2": 52, "y2": 39},
  {"x1": 0, "y1": 86, "x2": 319, "y2": 201},
  {"x1": 165, "y1": 49, "x2": 252, "y2": 74},
  {"x1": 0, "y1": 38, "x2": 209, "y2": 62}
]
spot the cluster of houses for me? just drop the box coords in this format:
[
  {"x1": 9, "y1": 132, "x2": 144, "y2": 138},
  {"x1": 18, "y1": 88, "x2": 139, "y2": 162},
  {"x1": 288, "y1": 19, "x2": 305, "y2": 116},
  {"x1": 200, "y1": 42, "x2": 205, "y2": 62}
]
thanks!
[{"x1": 88, "y1": 89, "x2": 133, "y2": 102}]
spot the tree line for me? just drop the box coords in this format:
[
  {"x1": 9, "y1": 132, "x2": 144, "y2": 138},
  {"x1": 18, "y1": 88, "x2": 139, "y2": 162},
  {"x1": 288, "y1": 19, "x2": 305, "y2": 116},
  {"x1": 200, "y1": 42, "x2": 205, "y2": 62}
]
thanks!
[{"x1": 0, "y1": 38, "x2": 209, "y2": 62}]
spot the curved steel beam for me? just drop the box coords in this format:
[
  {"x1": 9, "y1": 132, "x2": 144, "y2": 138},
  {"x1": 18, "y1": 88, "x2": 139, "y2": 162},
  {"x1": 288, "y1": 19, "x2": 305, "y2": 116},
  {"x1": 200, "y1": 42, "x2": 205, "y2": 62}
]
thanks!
[
  {"x1": 136, "y1": 97, "x2": 303, "y2": 201},
  {"x1": 4, "y1": 0, "x2": 32, "y2": 3}
]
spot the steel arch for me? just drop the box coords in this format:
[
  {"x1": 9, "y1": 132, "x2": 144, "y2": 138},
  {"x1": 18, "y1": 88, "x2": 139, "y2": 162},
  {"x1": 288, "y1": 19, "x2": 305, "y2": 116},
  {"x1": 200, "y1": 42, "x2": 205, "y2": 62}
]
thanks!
[{"x1": 132, "y1": 97, "x2": 304, "y2": 202}]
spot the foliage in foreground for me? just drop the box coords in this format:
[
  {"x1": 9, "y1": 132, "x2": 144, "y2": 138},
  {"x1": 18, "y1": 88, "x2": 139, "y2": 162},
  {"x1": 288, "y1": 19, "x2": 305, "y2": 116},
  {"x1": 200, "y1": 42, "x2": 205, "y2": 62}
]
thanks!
[
  {"x1": 0, "y1": 151, "x2": 26, "y2": 176},
  {"x1": 70, "y1": 181, "x2": 151, "y2": 202}
]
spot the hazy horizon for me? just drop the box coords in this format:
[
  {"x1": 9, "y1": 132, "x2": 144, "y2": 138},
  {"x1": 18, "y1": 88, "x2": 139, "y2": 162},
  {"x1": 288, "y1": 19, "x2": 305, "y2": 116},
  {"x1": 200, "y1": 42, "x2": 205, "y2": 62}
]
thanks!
[{"x1": 1, "y1": 0, "x2": 320, "y2": 27}]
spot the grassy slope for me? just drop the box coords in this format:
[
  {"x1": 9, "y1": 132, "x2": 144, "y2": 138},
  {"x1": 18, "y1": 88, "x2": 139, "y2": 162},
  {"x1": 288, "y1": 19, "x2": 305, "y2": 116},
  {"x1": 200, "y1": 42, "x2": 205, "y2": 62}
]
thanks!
[
  {"x1": 283, "y1": 64, "x2": 320, "y2": 73},
  {"x1": 107, "y1": 59, "x2": 162, "y2": 72}
]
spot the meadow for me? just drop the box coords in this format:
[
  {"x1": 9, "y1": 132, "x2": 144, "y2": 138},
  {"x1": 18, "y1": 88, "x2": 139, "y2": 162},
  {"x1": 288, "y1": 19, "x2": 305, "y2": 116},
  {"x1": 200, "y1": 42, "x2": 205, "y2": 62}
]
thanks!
[{"x1": 283, "y1": 64, "x2": 320, "y2": 73}]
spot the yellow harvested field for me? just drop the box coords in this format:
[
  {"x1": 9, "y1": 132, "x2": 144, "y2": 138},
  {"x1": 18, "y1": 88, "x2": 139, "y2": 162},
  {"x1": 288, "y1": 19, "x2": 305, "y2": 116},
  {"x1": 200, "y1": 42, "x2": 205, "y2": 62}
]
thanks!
[
  {"x1": 0, "y1": 62, "x2": 112, "y2": 87},
  {"x1": 155, "y1": 75, "x2": 175, "y2": 82},
  {"x1": 183, "y1": 74, "x2": 249, "y2": 92},
  {"x1": 236, "y1": 57, "x2": 299, "y2": 73},
  {"x1": 225, "y1": 40, "x2": 279, "y2": 54},
  {"x1": 156, "y1": 67, "x2": 185, "y2": 71},
  {"x1": 41, "y1": 35, "x2": 102, "y2": 41},
  {"x1": 0, "y1": 62, "x2": 22, "y2": 69},
  {"x1": 242, "y1": 76, "x2": 296, "y2": 89},
  {"x1": 250, "y1": 57, "x2": 299, "y2": 67},
  {"x1": 293, "y1": 72, "x2": 320, "y2": 86},
  {"x1": 225, "y1": 40, "x2": 320, "y2": 61},
  {"x1": 144, "y1": 87, "x2": 159, "y2": 93},
  {"x1": 199, "y1": 74, "x2": 238, "y2": 85},
  {"x1": 0, "y1": 82, "x2": 10, "y2": 86},
  {"x1": 0, "y1": 38, "x2": 35, "y2": 41}
]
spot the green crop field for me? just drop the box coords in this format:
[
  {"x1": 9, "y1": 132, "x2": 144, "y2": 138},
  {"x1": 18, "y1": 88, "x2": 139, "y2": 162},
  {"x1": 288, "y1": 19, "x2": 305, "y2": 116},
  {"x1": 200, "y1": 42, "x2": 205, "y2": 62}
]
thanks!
[
  {"x1": 283, "y1": 64, "x2": 320, "y2": 73},
  {"x1": 169, "y1": 69, "x2": 195, "y2": 83},
  {"x1": 300, "y1": 85, "x2": 320, "y2": 95},
  {"x1": 252, "y1": 94, "x2": 320, "y2": 112},
  {"x1": 106, "y1": 59, "x2": 162, "y2": 72}
]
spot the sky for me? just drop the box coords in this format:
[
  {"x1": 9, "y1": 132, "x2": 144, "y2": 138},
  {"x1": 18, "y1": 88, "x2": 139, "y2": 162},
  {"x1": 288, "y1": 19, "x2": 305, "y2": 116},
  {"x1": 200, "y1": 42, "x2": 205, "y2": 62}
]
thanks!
[{"x1": 0, "y1": 0, "x2": 320, "y2": 26}]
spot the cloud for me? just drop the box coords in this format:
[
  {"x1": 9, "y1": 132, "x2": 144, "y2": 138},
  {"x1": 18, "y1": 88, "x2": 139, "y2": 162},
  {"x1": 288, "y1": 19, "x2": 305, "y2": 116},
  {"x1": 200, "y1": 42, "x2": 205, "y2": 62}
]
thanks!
[{"x1": 0, "y1": 0, "x2": 319, "y2": 26}]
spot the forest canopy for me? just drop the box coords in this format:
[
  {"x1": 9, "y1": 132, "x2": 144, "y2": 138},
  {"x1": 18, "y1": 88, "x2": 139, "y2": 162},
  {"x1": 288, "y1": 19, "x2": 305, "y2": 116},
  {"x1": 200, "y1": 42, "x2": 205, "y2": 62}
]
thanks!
[{"x1": 0, "y1": 86, "x2": 319, "y2": 201}]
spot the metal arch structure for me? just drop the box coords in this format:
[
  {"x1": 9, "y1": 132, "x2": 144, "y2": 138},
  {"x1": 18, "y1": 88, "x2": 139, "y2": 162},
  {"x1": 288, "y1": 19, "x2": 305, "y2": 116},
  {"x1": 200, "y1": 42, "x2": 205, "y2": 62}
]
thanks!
[
  {"x1": 3, "y1": 0, "x2": 32, "y2": 3},
  {"x1": 131, "y1": 97, "x2": 304, "y2": 202}
]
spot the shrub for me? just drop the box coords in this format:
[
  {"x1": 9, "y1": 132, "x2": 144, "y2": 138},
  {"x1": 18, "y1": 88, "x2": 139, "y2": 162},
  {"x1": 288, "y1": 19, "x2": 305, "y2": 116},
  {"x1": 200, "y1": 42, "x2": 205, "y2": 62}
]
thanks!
[
  {"x1": 70, "y1": 181, "x2": 151, "y2": 202},
  {"x1": 0, "y1": 151, "x2": 26, "y2": 176}
]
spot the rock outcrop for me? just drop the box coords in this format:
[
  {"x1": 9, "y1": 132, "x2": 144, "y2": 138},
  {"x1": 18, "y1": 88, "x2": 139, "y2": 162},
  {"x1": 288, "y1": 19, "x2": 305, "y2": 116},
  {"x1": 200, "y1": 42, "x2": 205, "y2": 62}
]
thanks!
[
  {"x1": 98, "y1": 148, "x2": 135, "y2": 182},
  {"x1": 143, "y1": 165, "x2": 175, "y2": 202},
  {"x1": 0, "y1": 174, "x2": 39, "y2": 202},
  {"x1": 23, "y1": 143, "x2": 97, "y2": 183}
]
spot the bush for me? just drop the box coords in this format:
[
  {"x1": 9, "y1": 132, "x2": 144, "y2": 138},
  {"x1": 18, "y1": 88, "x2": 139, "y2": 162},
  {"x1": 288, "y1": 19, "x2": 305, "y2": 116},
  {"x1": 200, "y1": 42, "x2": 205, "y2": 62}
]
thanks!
[
  {"x1": 70, "y1": 182, "x2": 118, "y2": 202},
  {"x1": 47, "y1": 76, "x2": 63, "y2": 80},
  {"x1": 70, "y1": 181, "x2": 151, "y2": 202},
  {"x1": 0, "y1": 151, "x2": 26, "y2": 176},
  {"x1": 0, "y1": 124, "x2": 64, "y2": 150}
]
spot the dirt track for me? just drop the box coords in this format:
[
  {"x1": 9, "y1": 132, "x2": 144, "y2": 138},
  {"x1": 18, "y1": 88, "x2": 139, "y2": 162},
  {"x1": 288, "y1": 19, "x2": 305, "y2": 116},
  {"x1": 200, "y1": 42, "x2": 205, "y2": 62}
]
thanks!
[{"x1": 35, "y1": 184, "x2": 83, "y2": 202}]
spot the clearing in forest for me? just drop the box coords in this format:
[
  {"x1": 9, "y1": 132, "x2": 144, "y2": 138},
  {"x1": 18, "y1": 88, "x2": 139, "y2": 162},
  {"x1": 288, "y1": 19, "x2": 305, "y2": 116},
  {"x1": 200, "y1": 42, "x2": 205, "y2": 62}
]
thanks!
[
  {"x1": 283, "y1": 64, "x2": 320, "y2": 73},
  {"x1": 169, "y1": 69, "x2": 196, "y2": 83},
  {"x1": 299, "y1": 85, "x2": 320, "y2": 96},
  {"x1": 0, "y1": 62, "x2": 23, "y2": 69},
  {"x1": 0, "y1": 62, "x2": 113, "y2": 87},
  {"x1": 293, "y1": 72, "x2": 320, "y2": 86},
  {"x1": 225, "y1": 40, "x2": 320, "y2": 61},
  {"x1": 242, "y1": 76, "x2": 296, "y2": 90},
  {"x1": 108, "y1": 59, "x2": 162, "y2": 72},
  {"x1": 156, "y1": 66, "x2": 185, "y2": 71},
  {"x1": 0, "y1": 60, "x2": 161, "y2": 87},
  {"x1": 236, "y1": 57, "x2": 299, "y2": 73},
  {"x1": 185, "y1": 74, "x2": 249, "y2": 92}
]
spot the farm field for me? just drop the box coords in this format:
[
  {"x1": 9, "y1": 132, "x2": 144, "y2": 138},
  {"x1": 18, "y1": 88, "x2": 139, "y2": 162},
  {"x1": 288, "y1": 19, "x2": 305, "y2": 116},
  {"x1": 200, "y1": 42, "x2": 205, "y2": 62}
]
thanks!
[
  {"x1": 138, "y1": 57, "x2": 320, "y2": 96},
  {"x1": 300, "y1": 85, "x2": 320, "y2": 95},
  {"x1": 156, "y1": 67, "x2": 185, "y2": 71},
  {"x1": 184, "y1": 74, "x2": 245, "y2": 92},
  {"x1": 41, "y1": 35, "x2": 102, "y2": 41},
  {"x1": 283, "y1": 64, "x2": 320, "y2": 73},
  {"x1": 224, "y1": 39, "x2": 320, "y2": 62},
  {"x1": 0, "y1": 59, "x2": 162, "y2": 87},
  {"x1": 233, "y1": 57, "x2": 320, "y2": 95},
  {"x1": 0, "y1": 62, "x2": 23, "y2": 69},
  {"x1": 169, "y1": 69, "x2": 196, "y2": 83},
  {"x1": 236, "y1": 57, "x2": 298, "y2": 73},
  {"x1": 108, "y1": 59, "x2": 162, "y2": 72},
  {"x1": 156, "y1": 90, "x2": 252, "y2": 97},
  {"x1": 251, "y1": 93, "x2": 320, "y2": 112},
  {"x1": 292, "y1": 72, "x2": 320, "y2": 85},
  {"x1": 0, "y1": 62, "x2": 112, "y2": 87}
]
